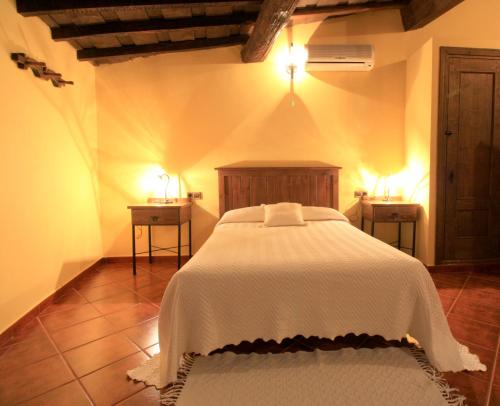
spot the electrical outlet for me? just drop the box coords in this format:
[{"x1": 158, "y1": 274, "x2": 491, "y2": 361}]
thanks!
[{"x1": 188, "y1": 192, "x2": 203, "y2": 200}]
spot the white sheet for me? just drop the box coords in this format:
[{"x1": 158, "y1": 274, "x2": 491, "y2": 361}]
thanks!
[{"x1": 158, "y1": 219, "x2": 485, "y2": 387}]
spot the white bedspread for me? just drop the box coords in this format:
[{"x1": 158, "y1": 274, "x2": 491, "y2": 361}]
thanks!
[{"x1": 158, "y1": 220, "x2": 485, "y2": 386}]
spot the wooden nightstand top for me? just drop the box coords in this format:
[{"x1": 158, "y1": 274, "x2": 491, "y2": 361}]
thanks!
[
  {"x1": 127, "y1": 202, "x2": 191, "y2": 210},
  {"x1": 361, "y1": 199, "x2": 420, "y2": 207}
]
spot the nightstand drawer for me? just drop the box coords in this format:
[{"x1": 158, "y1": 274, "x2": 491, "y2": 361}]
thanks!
[
  {"x1": 373, "y1": 206, "x2": 418, "y2": 222},
  {"x1": 131, "y1": 208, "x2": 180, "y2": 225}
]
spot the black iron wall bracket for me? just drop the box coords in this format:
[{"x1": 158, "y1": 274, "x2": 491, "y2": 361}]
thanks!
[{"x1": 11, "y1": 53, "x2": 74, "y2": 88}]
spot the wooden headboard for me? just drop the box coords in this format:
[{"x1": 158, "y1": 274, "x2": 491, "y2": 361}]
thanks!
[{"x1": 216, "y1": 161, "x2": 341, "y2": 217}]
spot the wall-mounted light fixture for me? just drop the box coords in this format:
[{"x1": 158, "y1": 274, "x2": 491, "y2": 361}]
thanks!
[
  {"x1": 286, "y1": 42, "x2": 299, "y2": 82},
  {"x1": 285, "y1": 43, "x2": 307, "y2": 107}
]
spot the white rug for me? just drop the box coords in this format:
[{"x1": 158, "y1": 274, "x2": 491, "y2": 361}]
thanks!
[{"x1": 128, "y1": 347, "x2": 465, "y2": 406}]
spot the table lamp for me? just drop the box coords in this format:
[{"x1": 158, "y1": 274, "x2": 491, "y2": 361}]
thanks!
[{"x1": 158, "y1": 172, "x2": 172, "y2": 203}]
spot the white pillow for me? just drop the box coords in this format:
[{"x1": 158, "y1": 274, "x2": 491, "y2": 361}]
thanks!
[
  {"x1": 218, "y1": 206, "x2": 264, "y2": 225},
  {"x1": 302, "y1": 206, "x2": 349, "y2": 222},
  {"x1": 264, "y1": 202, "x2": 305, "y2": 227},
  {"x1": 217, "y1": 205, "x2": 348, "y2": 225}
]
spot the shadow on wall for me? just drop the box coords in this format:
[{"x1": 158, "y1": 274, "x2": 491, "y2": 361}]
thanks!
[
  {"x1": 56, "y1": 259, "x2": 99, "y2": 290},
  {"x1": 0, "y1": 10, "x2": 100, "y2": 212},
  {"x1": 309, "y1": 60, "x2": 406, "y2": 98},
  {"x1": 416, "y1": 205, "x2": 429, "y2": 259},
  {"x1": 252, "y1": 94, "x2": 323, "y2": 152},
  {"x1": 95, "y1": 63, "x2": 262, "y2": 175},
  {"x1": 308, "y1": 61, "x2": 408, "y2": 174},
  {"x1": 95, "y1": 75, "x2": 168, "y2": 163},
  {"x1": 344, "y1": 200, "x2": 362, "y2": 227},
  {"x1": 308, "y1": 9, "x2": 404, "y2": 39},
  {"x1": 167, "y1": 69, "x2": 265, "y2": 171},
  {"x1": 191, "y1": 203, "x2": 219, "y2": 250},
  {"x1": 3, "y1": 257, "x2": 97, "y2": 321}
]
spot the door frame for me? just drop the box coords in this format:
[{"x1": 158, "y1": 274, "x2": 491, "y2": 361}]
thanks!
[{"x1": 436, "y1": 46, "x2": 500, "y2": 264}]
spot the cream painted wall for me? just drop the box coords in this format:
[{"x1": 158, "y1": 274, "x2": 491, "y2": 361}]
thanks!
[
  {"x1": 0, "y1": 1, "x2": 102, "y2": 333},
  {"x1": 404, "y1": 39, "x2": 433, "y2": 265},
  {"x1": 96, "y1": 0, "x2": 500, "y2": 264},
  {"x1": 96, "y1": 12, "x2": 408, "y2": 258}
]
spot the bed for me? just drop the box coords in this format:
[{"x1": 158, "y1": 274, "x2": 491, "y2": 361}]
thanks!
[{"x1": 153, "y1": 162, "x2": 485, "y2": 387}]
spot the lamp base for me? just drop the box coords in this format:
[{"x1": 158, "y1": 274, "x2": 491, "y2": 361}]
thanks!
[{"x1": 147, "y1": 197, "x2": 174, "y2": 204}]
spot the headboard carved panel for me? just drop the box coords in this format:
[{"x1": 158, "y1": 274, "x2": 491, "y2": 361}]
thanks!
[{"x1": 216, "y1": 161, "x2": 341, "y2": 217}]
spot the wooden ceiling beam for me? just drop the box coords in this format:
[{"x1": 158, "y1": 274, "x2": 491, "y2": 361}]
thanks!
[
  {"x1": 17, "y1": 0, "x2": 260, "y2": 16},
  {"x1": 77, "y1": 33, "x2": 248, "y2": 62},
  {"x1": 52, "y1": 13, "x2": 258, "y2": 41},
  {"x1": 294, "y1": 0, "x2": 407, "y2": 17},
  {"x1": 241, "y1": 0, "x2": 299, "y2": 63},
  {"x1": 52, "y1": 1, "x2": 406, "y2": 42},
  {"x1": 401, "y1": 0, "x2": 464, "y2": 31}
]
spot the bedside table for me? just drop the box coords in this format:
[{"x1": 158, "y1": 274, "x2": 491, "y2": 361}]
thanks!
[
  {"x1": 361, "y1": 200, "x2": 420, "y2": 257},
  {"x1": 127, "y1": 202, "x2": 192, "y2": 274}
]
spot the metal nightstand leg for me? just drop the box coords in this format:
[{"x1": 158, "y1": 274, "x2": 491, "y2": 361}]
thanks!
[
  {"x1": 189, "y1": 220, "x2": 192, "y2": 258},
  {"x1": 132, "y1": 225, "x2": 136, "y2": 275},
  {"x1": 148, "y1": 225, "x2": 152, "y2": 264},
  {"x1": 177, "y1": 223, "x2": 181, "y2": 270},
  {"x1": 412, "y1": 221, "x2": 417, "y2": 257},
  {"x1": 398, "y1": 223, "x2": 402, "y2": 250}
]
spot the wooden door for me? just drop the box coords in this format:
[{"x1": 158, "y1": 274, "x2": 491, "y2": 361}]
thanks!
[{"x1": 437, "y1": 47, "x2": 500, "y2": 264}]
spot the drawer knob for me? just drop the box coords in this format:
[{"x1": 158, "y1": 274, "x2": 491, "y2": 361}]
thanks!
[{"x1": 151, "y1": 216, "x2": 159, "y2": 222}]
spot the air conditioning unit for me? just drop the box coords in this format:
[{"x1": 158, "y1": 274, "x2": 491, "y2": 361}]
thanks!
[{"x1": 305, "y1": 44, "x2": 374, "y2": 72}]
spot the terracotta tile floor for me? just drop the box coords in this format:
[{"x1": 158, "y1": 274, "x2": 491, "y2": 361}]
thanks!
[{"x1": 0, "y1": 261, "x2": 498, "y2": 405}]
